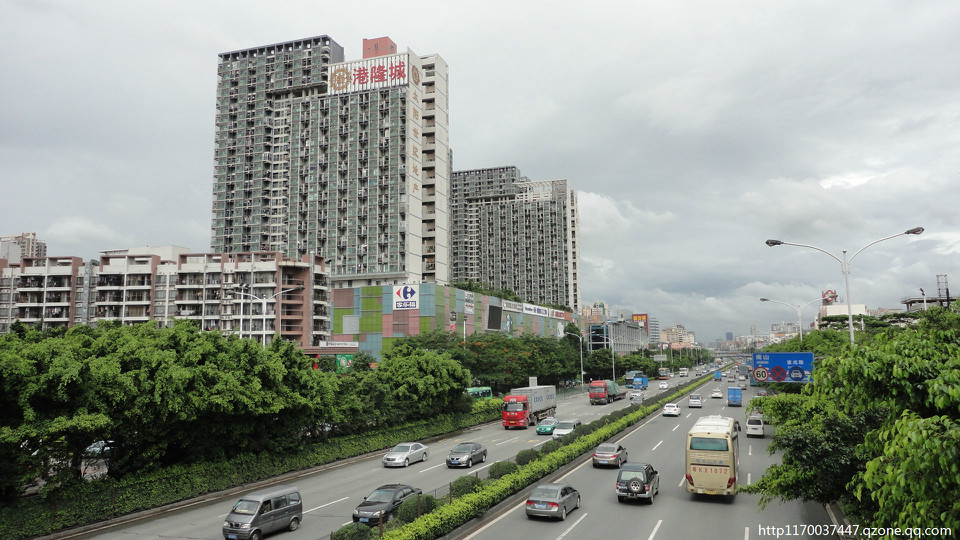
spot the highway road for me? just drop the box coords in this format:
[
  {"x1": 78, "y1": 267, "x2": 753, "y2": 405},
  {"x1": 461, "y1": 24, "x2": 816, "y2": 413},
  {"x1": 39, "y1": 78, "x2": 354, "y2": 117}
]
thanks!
[
  {"x1": 64, "y1": 379, "x2": 680, "y2": 540},
  {"x1": 457, "y1": 379, "x2": 833, "y2": 540}
]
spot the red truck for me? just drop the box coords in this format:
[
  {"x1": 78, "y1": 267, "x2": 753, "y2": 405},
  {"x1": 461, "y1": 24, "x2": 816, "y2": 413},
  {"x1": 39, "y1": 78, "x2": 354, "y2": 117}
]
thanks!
[
  {"x1": 501, "y1": 385, "x2": 558, "y2": 429},
  {"x1": 588, "y1": 379, "x2": 627, "y2": 405}
]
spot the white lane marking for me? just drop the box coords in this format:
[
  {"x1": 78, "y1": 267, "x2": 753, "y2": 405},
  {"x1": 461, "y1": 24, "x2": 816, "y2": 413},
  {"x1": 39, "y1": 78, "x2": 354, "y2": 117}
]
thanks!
[
  {"x1": 748, "y1": 472, "x2": 752, "y2": 484},
  {"x1": 646, "y1": 519, "x2": 663, "y2": 540},
  {"x1": 305, "y1": 496, "x2": 348, "y2": 513},
  {"x1": 652, "y1": 440, "x2": 663, "y2": 451},
  {"x1": 420, "y1": 463, "x2": 445, "y2": 473},
  {"x1": 556, "y1": 512, "x2": 588, "y2": 540},
  {"x1": 745, "y1": 525, "x2": 750, "y2": 540},
  {"x1": 749, "y1": 445, "x2": 753, "y2": 456},
  {"x1": 686, "y1": 412, "x2": 693, "y2": 418},
  {"x1": 672, "y1": 424, "x2": 680, "y2": 432},
  {"x1": 496, "y1": 437, "x2": 519, "y2": 446}
]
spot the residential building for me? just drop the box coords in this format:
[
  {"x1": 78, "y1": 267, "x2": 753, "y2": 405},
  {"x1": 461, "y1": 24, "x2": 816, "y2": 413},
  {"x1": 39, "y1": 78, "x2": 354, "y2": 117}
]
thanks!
[
  {"x1": 770, "y1": 321, "x2": 800, "y2": 342},
  {"x1": 0, "y1": 233, "x2": 47, "y2": 263},
  {"x1": 0, "y1": 255, "x2": 95, "y2": 334},
  {"x1": 210, "y1": 35, "x2": 450, "y2": 290},
  {"x1": 0, "y1": 247, "x2": 331, "y2": 349},
  {"x1": 451, "y1": 166, "x2": 581, "y2": 311},
  {"x1": 646, "y1": 316, "x2": 660, "y2": 345},
  {"x1": 661, "y1": 324, "x2": 695, "y2": 345}
]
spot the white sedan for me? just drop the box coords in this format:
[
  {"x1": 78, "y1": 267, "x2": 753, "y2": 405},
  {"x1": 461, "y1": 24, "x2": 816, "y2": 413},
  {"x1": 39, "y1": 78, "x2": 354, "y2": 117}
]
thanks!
[
  {"x1": 658, "y1": 381, "x2": 669, "y2": 390},
  {"x1": 662, "y1": 403, "x2": 681, "y2": 416},
  {"x1": 710, "y1": 389, "x2": 723, "y2": 399}
]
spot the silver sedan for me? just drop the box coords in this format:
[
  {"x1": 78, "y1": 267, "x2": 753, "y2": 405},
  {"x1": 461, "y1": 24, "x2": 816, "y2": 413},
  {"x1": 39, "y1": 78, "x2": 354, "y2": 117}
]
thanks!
[
  {"x1": 381, "y1": 442, "x2": 429, "y2": 467},
  {"x1": 525, "y1": 483, "x2": 581, "y2": 521}
]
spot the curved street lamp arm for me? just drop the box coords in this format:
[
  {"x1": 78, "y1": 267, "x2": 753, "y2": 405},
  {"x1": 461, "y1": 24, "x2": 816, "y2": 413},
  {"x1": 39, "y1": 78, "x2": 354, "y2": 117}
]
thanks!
[
  {"x1": 760, "y1": 297, "x2": 796, "y2": 311},
  {"x1": 778, "y1": 241, "x2": 843, "y2": 265},
  {"x1": 848, "y1": 229, "x2": 922, "y2": 263}
]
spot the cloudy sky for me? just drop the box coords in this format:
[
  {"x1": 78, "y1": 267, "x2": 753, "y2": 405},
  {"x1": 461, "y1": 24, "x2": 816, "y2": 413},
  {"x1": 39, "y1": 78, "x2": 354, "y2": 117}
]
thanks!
[{"x1": 2, "y1": 1, "x2": 958, "y2": 343}]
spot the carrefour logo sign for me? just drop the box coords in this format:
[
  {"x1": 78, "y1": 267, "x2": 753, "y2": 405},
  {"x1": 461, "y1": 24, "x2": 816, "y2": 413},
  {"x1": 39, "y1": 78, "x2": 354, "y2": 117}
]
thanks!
[{"x1": 393, "y1": 285, "x2": 419, "y2": 310}]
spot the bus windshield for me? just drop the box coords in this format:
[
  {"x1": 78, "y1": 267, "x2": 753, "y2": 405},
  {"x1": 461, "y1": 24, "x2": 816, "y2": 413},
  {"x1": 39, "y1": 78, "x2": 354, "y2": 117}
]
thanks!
[{"x1": 690, "y1": 437, "x2": 729, "y2": 451}]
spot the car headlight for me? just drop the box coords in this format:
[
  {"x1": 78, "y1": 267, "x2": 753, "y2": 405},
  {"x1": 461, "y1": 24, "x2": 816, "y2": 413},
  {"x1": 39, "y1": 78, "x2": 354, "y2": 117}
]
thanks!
[
  {"x1": 239, "y1": 523, "x2": 251, "y2": 529},
  {"x1": 223, "y1": 521, "x2": 229, "y2": 527}
]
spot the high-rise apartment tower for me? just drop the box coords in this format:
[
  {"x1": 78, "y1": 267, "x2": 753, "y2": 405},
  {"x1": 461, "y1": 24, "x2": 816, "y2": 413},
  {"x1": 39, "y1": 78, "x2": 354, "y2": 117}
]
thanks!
[
  {"x1": 451, "y1": 166, "x2": 581, "y2": 311},
  {"x1": 211, "y1": 35, "x2": 450, "y2": 288}
]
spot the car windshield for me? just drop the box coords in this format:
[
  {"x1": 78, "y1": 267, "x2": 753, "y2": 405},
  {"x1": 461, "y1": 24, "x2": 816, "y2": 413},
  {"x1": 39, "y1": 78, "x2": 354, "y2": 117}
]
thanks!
[
  {"x1": 232, "y1": 499, "x2": 259, "y2": 515},
  {"x1": 391, "y1": 445, "x2": 411, "y2": 452},
  {"x1": 451, "y1": 444, "x2": 473, "y2": 453},
  {"x1": 540, "y1": 418, "x2": 556, "y2": 426},
  {"x1": 530, "y1": 486, "x2": 560, "y2": 499},
  {"x1": 366, "y1": 489, "x2": 396, "y2": 503},
  {"x1": 690, "y1": 394, "x2": 701, "y2": 400},
  {"x1": 503, "y1": 402, "x2": 525, "y2": 412},
  {"x1": 665, "y1": 404, "x2": 677, "y2": 409},
  {"x1": 556, "y1": 421, "x2": 576, "y2": 429},
  {"x1": 748, "y1": 418, "x2": 763, "y2": 425},
  {"x1": 596, "y1": 444, "x2": 618, "y2": 453}
]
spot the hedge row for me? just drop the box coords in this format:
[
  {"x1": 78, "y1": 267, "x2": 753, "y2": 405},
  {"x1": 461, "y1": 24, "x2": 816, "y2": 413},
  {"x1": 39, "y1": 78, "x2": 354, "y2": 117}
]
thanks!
[
  {"x1": 380, "y1": 379, "x2": 710, "y2": 540},
  {"x1": 0, "y1": 401, "x2": 503, "y2": 539}
]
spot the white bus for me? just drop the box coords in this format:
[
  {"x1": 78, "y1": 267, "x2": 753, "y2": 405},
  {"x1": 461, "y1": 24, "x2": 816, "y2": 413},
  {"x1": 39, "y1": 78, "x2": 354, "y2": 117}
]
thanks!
[
  {"x1": 685, "y1": 415, "x2": 740, "y2": 497},
  {"x1": 678, "y1": 368, "x2": 688, "y2": 377}
]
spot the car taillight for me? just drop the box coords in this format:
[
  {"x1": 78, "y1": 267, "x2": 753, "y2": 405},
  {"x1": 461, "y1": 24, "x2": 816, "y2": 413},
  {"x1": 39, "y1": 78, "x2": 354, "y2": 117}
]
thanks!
[
  {"x1": 685, "y1": 474, "x2": 693, "y2": 485},
  {"x1": 525, "y1": 500, "x2": 534, "y2": 506},
  {"x1": 547, "y1": 502, "x2": 559, "y2": 509}
]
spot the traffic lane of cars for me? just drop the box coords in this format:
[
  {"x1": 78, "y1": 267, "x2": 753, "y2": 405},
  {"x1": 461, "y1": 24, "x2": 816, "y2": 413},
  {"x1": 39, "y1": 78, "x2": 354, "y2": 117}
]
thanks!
[
  {"x1": 67, "y1": 387, "x2": 663, "y2": 540},
  {"x1": 462, "y1": 384, "x2": 808, "y2": 540}
]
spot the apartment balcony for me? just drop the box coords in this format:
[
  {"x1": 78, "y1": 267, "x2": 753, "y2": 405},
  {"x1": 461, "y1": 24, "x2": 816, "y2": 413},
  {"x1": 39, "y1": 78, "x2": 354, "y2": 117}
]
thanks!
[{"x1": 41, "y1": 308, "x2": 70, "y2": 322}]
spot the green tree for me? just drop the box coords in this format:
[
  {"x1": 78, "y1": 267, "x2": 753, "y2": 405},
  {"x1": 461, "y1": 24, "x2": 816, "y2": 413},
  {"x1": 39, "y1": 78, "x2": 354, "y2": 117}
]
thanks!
[
  {"x1": 375, "y1": 344, "x2": 472, "y2": 421},
  {"x1": 746, "y1": 307, "x2": 960, "y2": 532}
]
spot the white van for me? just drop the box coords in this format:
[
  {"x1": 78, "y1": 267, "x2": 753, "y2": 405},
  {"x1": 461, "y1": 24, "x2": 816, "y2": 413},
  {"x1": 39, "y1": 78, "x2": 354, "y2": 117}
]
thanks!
[
  {"x1": 223, "y1": 485, "x2": 302, "y2": 540},
  {"x1": 745, "y1": 416, "x2": 765, "y2": 438}
]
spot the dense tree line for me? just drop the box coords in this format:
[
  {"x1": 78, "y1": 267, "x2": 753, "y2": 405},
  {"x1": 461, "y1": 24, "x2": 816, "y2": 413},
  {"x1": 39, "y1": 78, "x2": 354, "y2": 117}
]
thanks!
[
  {"x1": 744, "y1": 306, "x2": 960, "y2": 533},
  {"x1": 396, "y1": 324, "x2": 709, "y2": 392},
  {"x1": 0, "y1": 320, "x2": 471, "y2": 503},
  {"x1": 0, "y1": 314, "x2": 708, "y2": 506}
]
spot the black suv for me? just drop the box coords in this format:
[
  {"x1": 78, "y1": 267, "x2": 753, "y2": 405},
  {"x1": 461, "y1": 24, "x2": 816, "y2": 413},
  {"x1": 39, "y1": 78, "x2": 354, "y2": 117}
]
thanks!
[
  {"x1": 615, "y1": 463, "x2": 659, "y2": 504},
  {"x1": 353, "y1": 484, "x2": 422, "y2": 524}
]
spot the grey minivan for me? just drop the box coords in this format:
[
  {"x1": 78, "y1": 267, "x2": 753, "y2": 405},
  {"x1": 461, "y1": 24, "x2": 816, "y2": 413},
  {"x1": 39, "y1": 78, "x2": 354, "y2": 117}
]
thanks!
[{"x1": 222, "y1": 485, "x2": 302, "y2": 540}]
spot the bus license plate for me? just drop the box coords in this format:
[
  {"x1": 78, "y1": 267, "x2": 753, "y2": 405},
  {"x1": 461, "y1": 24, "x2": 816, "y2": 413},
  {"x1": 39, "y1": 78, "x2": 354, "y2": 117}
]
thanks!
[{"x1": 705, "y1": 490, "x2": 716, "y2": 495}]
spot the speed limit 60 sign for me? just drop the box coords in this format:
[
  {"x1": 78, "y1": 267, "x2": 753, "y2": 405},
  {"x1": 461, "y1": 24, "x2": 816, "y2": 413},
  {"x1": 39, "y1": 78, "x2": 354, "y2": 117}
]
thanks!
[{"x1": 752, "y1": 366, "x2": 769, "y2": 382}]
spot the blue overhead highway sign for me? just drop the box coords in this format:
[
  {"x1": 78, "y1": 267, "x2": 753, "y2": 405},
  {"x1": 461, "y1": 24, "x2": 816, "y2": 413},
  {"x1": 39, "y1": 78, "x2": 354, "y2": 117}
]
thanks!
[{"x1": 751, "y1": 352, "x2": 814, "y2": 383}]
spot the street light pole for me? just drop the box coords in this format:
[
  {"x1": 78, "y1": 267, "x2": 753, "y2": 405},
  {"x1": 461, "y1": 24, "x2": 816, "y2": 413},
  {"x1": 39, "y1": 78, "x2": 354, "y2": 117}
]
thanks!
[
  {"x1": 760, "y1": 295, "x2": 836, "y2": 344},
  {"x1": 565, "y1": 332, "x2": 584, "y2": 385},
  {"x1": 765, "y1": 227, "x2": 923, "y2": 344},
  {"x1": 236, "y1": 286, "x2": 304, "y2": 348}
]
